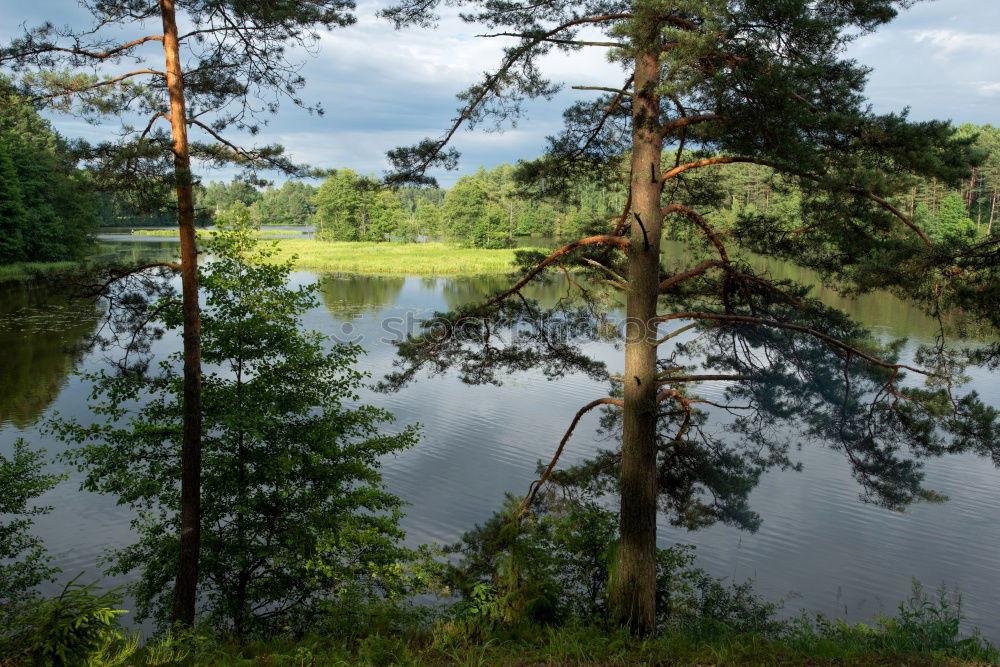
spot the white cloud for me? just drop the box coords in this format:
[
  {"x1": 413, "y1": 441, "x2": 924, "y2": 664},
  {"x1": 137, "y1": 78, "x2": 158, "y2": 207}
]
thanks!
[
  {"x1": 975, "y1": 81, "x2": 1000, "y2": 96},
  {"x1": 8, "y1": 0, "x2": 1000, "y2": 183},
  {"x1": 912, "y1": 29, "x2": 1000, "y2": 58}
]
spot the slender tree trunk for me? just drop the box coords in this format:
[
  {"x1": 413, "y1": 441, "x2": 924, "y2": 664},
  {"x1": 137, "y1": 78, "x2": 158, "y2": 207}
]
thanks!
[
  {"x1": 611, "y1": 38, "x2": 663, "y2": 636},
  {"x1": 989, "y1": 189, "x2": 997, "y2": 236},
  {"x1": 160, "y1": 0, "x2": 203, "y2": 627}
]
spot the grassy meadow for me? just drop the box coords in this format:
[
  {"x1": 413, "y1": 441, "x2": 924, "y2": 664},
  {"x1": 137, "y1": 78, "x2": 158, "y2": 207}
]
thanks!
[
  {"x1": 1, "y1": 237, "x2": 539, "y2": 283},
  {"x1": 131, "y1": 228, "x2": 306, "y2": 237},
  {"x1": 272, "y1": 239, "x2": 538, "y2": 275}
]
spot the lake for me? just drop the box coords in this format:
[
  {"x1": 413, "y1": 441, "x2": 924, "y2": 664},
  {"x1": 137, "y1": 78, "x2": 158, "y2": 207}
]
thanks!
[{"x1": 2, "y1": 236, "x2": 999, "y2": 639}]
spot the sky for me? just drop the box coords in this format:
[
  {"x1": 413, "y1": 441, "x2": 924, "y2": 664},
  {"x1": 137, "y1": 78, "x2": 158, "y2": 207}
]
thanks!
[{"x1": 2, "y1": 0, "x2": 999, "y2": 187}]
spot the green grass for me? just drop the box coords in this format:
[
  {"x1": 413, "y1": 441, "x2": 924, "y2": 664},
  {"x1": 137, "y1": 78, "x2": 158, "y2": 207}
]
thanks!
[
  {"x1": 0, "y1": 240, "x2": 536, "y2": 284},
  {"x1": 131, "y1": 229, "x2": 305, "y2": 237},
  {"x1": 271, "y1": 240, "x2": 539, "y2": 275},
  {"x1": 0, "y1": 260, "x2": 80, "y2": 284},
  {"x1": 122, "y1": 622, "x2": 997, "y2": 666}
]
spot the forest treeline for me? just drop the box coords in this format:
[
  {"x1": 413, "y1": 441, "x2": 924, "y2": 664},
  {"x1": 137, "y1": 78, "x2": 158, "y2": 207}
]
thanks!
[
  {"x1": 0, "y1": 81, "x2": 98, "y2": 264},
  {"x1": 97, "y1": 122, "x2": 1000, "y2": 248}
]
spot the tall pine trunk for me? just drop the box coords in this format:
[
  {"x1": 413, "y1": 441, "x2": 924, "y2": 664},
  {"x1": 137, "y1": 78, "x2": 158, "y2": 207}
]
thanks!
[
  {"x1": 160, "y1": 0, "x2": 203, "y2": 627},
  {"x1": 611, "y1": 38, "x2": 664, "y2": 636}
]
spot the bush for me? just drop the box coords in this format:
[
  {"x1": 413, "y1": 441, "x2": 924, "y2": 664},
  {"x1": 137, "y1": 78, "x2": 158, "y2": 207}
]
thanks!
[
  {"x1": 1, "y1": 577, "x2": 137, "y2": 667},
  {"x1": 440, "y1": 489, "x2": 778, "y2": 638}
]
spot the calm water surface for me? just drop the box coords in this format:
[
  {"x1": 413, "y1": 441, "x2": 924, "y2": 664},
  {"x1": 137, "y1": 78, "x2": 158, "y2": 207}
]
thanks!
[{"x1": 1, "y1": 238, "x2": 999, "y2": 638}]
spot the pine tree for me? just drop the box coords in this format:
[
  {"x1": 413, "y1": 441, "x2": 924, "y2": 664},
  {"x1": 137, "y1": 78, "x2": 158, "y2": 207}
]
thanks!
[
  {"x1": 3, "y1": 0, "x2": 357, "y2": 626},
  {"x1": 381, "y1": 0, "x2": 999, "y2": 634}
]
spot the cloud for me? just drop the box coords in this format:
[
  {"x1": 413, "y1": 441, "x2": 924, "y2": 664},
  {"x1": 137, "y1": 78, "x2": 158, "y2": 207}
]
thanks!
[
  {"x1": 912, "y1": 30, "x2": 1000, "y2": 58},
  {"x1": 6, "y1": 0, "x2": 1000, "y2": 184},
  {"x1": 975, "y1": 82, "x2": 1000, "y2": 97}
]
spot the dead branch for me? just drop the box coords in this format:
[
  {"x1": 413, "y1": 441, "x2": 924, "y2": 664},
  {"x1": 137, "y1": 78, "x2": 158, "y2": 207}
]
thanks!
[
  {"x1": 572, "y1": 85, "x2": 632, "y2": 95},
  {"x1": 658, "y1": 259, "x2": 725, "y2": 293},
  {"x1": 662, "y1": 203, "x2": 730, "y2": 262},
  {"x1": 484, "y1": 235, "x2": 630, "y2": 309},
  {"x1": 518, "y1": 397, "x2": 623, "y2": 516}
]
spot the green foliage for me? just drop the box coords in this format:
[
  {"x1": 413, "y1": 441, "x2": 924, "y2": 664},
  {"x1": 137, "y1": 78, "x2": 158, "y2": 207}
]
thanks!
[
  {"x1": 51, "y1": 216, "x2": 421, "y2": 636},
  {"x1": 2, "y1": 577, "x2": 137, "y2": 667},
  {"x1": 784, "y1": 581, "x2": 997, "y2": 663},
  {"x1": 0, "y1": 439, "x2": 63, "y2": 629},
  {"x1": 933, "y1": 192, "x2": 977, "y2": 242},
  {"x1": 439, "y1": 491, "x2": 777, "y2": 637},
  {"x1": 269, "y1": 239, "x2": 542, "y2": 275},
  {"x1": 201, "y1": 180, "x2": 261, "y2": 215},
  {"x1": 313, "y1": 169, "x2": 406, "y2": 241},
  {"x1": 110, "y1": 537, "x2": 997, "y2": 664},
  {"x1": 250, "y1": 180, "x2": 317, "y2": 226},
  {"x1": 0, "y1": 80, "x2": 98, "y2": 263}
]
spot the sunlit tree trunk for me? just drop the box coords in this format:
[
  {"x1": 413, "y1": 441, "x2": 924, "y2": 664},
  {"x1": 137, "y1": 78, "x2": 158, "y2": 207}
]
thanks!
[
  {"x1": 611, "y1": 32, "x2": 664, "y2": 636},
  {"x1": 160, "y1": 0, "x2": 203, "y2": 628}
]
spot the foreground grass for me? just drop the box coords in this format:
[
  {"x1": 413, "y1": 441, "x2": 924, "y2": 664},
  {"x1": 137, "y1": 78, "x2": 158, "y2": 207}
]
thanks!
[
  {"x1": 272, "y1": 240, "x2": 539, "y2": 275},
  {"x1": 122, "y1": 622, "x2": 998, "y2": 666}
]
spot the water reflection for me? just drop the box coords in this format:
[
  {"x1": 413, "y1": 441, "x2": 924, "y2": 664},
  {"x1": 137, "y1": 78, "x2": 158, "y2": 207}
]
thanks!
[
  {"x1": 318, "y1": 274, "x2": 405, "y2": 320},
  {"x1": 1, "y1": 237, "x2": 997, "y2": 640},
  {"x1": 659, "y1": 240, "x2": 944, "y2": 341},
  {"x1": 0, "y1": 284, "x2": 100, "y2": 428}
]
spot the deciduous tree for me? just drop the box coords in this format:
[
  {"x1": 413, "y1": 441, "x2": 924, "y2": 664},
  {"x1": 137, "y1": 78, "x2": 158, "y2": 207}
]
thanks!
[{"x1": 51, "y1": 221, "x2": 420, "y2": 636}]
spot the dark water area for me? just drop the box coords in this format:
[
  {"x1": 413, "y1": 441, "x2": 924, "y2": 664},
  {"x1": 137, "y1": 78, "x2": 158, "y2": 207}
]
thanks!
[{"x1": 2, "y1": 237, "x2": 999, "y2": 639}]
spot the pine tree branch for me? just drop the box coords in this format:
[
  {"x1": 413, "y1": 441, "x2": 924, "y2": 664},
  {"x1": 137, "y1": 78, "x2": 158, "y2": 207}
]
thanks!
[
  {"x1": 392, "y1": 13, "x2": 633, "y2": 180},
  {"x1": 662, "y1": 203, "x2": 730, "y2": 262},
  {"x1": 5, "y1": 35, "x2": 164, "y2": 62},
  {"x1": 659, "y1": 113, "x2": 722, "y2": 139},
  {"x1": 518, "y1": 397, "x2": 623, "y2": 516},
  {"x1": 572, "y1": 85, "x2": 632, "y2": 95},
  {"x1": 478, "y1": 33, "x2": 625, "y2": 48},
  {"x1": 655, "y1": 311, "x2": 941, "y2": 378},
  {"x1": 483, "y1": 235, "x2": 630, "y2": 309},
  {"x1": 29, "y1": 69, "x2": 165, "y2": 102}
]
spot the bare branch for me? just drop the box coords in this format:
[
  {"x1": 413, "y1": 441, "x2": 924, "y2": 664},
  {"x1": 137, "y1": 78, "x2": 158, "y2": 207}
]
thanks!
[
  {"x1": 518, "y1": 397, "x2": 623, "y2": 516},
  {"x1": 478, "y1": 32, "x2": 625, "y2": 48},
  {"x1": 572, "y1": 85, "x2": 632, "y2": 96},
  {"x1": 661, "y1": 156, "x2": 758, "y2": 183},
  {"x1": 659, "y1": 113, "x2": 722, "y2": 139},
  {"x1": 655, "y1": 311, "x2": 941, "y2": 378},
  {"x1": 659, "y1": 259, "x2": 724, "y2": 293},
  {"x1": 662, "y1": 203, "x2": 729, "y2": 262},
  {"x1": 659, "y1": 374, "x2": 749, "y2": 383},
  {"x1": 484, "y1": 235, "x2": 629, "y2": 309}
]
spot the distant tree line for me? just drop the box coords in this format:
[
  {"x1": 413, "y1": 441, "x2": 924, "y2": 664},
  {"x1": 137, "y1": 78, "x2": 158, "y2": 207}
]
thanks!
[
  {"x1": 139, "y1": 124, "x2": 998, "y2": 248},
  {"x1": 696, "y1": 123, "x2": 1000, "y2": 244},
  {"x1": 0, "y1": 80, "x2": 98, "y2": 264},
  {"x1": 314, "y1": 164, "x2": 622, "y2": 247}
]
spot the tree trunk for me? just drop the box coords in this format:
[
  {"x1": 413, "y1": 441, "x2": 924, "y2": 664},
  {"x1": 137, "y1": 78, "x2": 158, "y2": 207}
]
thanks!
[
  {"x1": 989, "y1": 189, "x2": 997, "y2": 236},
  {"x1": 611, "y1": 40, "x2": 663, "y2": 636},
  {"x1": 160, "y1": 0, "x2": 203, "y2": 628}
]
